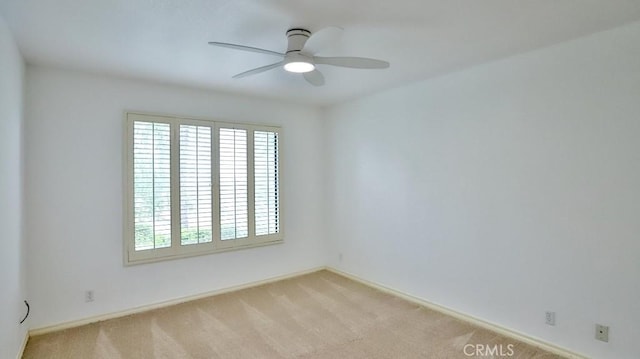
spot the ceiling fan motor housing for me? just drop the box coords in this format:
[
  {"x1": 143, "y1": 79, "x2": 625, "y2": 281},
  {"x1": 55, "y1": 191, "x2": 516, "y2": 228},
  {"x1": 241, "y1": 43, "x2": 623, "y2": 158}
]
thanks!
[{"x1": 286, "y1": 28, "x2": 311, "y2": 53}]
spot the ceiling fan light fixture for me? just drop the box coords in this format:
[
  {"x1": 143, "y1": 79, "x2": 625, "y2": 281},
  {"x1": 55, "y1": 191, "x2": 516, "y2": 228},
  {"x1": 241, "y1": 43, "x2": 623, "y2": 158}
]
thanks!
[{"x1": 284, "y1": 61, "x2": 315, "y2": 73}]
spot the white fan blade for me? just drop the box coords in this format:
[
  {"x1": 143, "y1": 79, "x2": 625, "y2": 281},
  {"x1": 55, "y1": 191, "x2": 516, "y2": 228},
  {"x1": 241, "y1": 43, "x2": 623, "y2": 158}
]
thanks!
[
  {"x1": 303, "y1": 70, "x2": 325, "y2": 86},
  {"x1": 209, "y1": 42, "x2": 284, "y2": 57},
  {"x1": 301, "y1": 26, "x2": 343, "y2": 55},
  {"x1": 233, "y1": 61, "x2": 284, "y2": 79},
  {"x1": 314, "y1": 56, "x2": 389, "y2": 69}
]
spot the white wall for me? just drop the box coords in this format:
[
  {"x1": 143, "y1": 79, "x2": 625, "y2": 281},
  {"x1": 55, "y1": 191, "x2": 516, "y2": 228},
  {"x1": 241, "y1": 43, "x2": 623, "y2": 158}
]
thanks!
[
  {"x1": 324, "y1": 21, "x2": 640, "y2": 359},
  {"x1": 25, "y1": 66, "x2": 325, "y2": 329},
  {"x1": 0, "y1": 14, "x2": 27, "y2": 359}
]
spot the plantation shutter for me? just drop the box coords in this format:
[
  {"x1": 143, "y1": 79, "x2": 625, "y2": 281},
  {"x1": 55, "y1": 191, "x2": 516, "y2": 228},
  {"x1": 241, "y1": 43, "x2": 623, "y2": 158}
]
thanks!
[
  {"x1": 126, "y1": 113, "x2": 283, "y2": 264},
  {"x1": 132, "y1": 121, "x2": 172, "y2": 251},
  {"x1": 254, "y1": 131, "x2": 280, "y2": 236},
  {"x1": 179, "y1": 125, "x2": 213, "y2": 245},
  {"x1": 218, "y1": 128, "x2": 248, "y2": 240}
]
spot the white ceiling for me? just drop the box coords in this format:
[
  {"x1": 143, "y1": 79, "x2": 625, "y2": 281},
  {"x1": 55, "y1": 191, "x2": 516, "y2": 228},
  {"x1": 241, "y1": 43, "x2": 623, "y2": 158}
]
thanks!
[{"x1": 2, "y1": 0, "x2": 640, "y2": 106}]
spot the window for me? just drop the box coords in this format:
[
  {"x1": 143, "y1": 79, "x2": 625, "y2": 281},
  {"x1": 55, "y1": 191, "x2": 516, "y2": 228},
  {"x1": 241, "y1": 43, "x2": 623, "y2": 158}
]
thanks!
[{"x1": 125, "y1": 113, "x2": 282, "y2": 264}]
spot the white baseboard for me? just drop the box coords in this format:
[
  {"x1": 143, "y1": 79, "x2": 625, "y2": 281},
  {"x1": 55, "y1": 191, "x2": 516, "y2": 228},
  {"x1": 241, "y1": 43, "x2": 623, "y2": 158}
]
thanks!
[
  {"x1": 325, "y1": 267, "x2": 586, "y2": 359},
  {"x1": 16, "y1": 330, "x2": 29, "y2": 359},
  {"x1": 29, "y1": 266, "x2": 325, "y2": 336}
]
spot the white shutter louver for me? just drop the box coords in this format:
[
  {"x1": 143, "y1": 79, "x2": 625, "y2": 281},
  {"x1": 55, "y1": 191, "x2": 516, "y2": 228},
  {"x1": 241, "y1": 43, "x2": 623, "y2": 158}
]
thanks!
[
  {"x1": 219, "y1": 128, "x2": 248, "y2": 240},
  {"x1": 180, "y1": 125, "x2": 213, "y2": 245},
  {"x1": 133, "y1": 121, "x2": 172, "y2": 251},
  {"x1": 254, "y1": 131, "x2": 279, "y2": 236}
]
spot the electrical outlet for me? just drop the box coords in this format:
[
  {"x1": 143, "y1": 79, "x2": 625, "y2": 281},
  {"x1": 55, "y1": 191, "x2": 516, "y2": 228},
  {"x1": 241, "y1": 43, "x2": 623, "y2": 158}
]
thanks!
[
  {"x1": 338, "y1": 253, "x2": 343, "y2": 262},
  {"x1": 85, "y1": 290, "x2": 95, "y2": 303},
  {"x1": 595, "y1": 324, "x2": 609, "y2": 342},
  {"x1": 545, "y1": 311, "x2": 556, "y2": 326}
]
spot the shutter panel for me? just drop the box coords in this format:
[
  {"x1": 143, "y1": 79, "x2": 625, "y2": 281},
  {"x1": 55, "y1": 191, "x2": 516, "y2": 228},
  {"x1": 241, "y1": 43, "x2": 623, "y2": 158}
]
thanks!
[
  {"x1": 179, "y1": 125, "x2": 213, "y2": 245},
  {"x1": 219, "y1": 128, "x2": 248, "y2": 240},
  {"x1": 133, "y1": 121, "x2": 172, "y2": 251},
  {"x1": 254, "y1": 131, "x2": 279, "y2": 236}
]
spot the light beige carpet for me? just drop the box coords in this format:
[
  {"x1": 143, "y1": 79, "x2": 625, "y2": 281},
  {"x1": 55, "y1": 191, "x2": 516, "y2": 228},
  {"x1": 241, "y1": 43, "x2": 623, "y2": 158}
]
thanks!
[{"x1": 23, "y1": 270, "x2": 561, "y2": 358}]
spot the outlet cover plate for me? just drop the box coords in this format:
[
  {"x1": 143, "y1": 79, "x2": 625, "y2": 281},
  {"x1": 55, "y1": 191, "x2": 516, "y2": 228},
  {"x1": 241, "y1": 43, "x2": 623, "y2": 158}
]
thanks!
[
  {"x1": 595, "y1": 324, "x2": 609, "y2": 342},
  {"x1": 545, "y1": 311, "x2": 556, "y2": 326}
]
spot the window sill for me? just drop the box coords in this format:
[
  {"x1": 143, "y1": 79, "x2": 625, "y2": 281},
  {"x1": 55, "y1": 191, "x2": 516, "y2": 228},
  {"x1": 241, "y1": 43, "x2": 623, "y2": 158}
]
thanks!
[{"x1": 124, "y1": 238, "x2": 284, "y2": 266}]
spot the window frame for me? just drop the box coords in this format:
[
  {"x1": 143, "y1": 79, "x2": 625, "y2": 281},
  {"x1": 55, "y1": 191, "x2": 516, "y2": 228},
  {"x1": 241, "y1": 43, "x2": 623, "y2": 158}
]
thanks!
[{"x1": 124, "y1": 112, "x2": 283, "y2": 265}]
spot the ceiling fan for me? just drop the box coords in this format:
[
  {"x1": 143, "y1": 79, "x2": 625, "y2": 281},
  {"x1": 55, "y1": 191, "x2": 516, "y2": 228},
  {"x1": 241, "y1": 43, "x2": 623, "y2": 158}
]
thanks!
[{"x1": 208, "y1": 27, "x2": 390, "y2": 86}]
